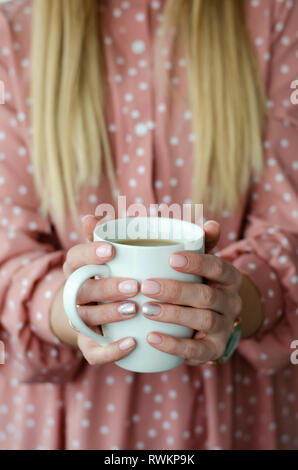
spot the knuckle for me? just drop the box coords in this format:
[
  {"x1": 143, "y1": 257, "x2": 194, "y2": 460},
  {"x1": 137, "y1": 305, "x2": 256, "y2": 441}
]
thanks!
[
  {"x1": 168, "y1": 304, "x2": 181, "y2": 322},
  {"x1": 201, "y1": 310, "x2": 215, "y2": 332},
  {"x1": 214, "y1": 258, "x2": 224, "y2": 278},
  {"x1": 183, "y1": 341, "x2": 198, "y2": 360},
  {"x1": 84, "y1": 351, "x2": 98, "y2": 366},
  {"x1": 77, "y1": 306, "x2": 90, "y2": 324},
  {"x1": 164, "y1": 280, "x2": 182, "y2": 301},
  {"x1": 193, "y1": 254, "x2": 204, "y2": 273},
  {"x1": 201, "y1": 285, "x2": 216, "y2": 306}
]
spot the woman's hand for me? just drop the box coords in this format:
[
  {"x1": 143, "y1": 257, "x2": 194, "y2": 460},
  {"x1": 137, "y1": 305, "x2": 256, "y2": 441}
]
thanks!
[
  {"x1": 50, "y1": 214, "x2": 141, "y2": 364},
  {"x1": 141, "y1": 249, "x2": 243, "y2": 366},
  {"x1": 140, "y1": 219, "x2": 264, "y2": 366}
]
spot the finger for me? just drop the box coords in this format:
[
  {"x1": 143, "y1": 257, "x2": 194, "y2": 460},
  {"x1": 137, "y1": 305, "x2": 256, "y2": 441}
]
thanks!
[
  {"x1": 204, "y1": 220, "x2": 221, "y2": 252},
  {"x1": 77, "y1": 300, "x2": 138, "y2": 326},
  {"x1": 142, "y1": 302, "x2": 223, "y2": 334},
  {"x1": 76, "y1": 277, "x2": 140, "y2": 304},
  {"x1": 146, "y1": 332, "x2": 216, "y2": 364},
  {"x1": 81, "y1": 215, "x2": 101, "y2": 242},
  {"x1": 169, "y1": 252, "x2": 242, "y2": 287},
  {"x1": 141, "y1": 278, "x2": 237, "y2": 315},
  {"x1": 63, "y1": 241, "x2": 115, "y2": 277},
  {"x1": 77, "y1": 333, "x2": 136, "y2": 366}
]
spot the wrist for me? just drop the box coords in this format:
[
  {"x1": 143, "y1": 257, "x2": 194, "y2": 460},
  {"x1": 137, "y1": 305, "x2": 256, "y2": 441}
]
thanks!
[
  {"x1": 50, "y1": 282, "x2": 78, "y2": 347},
  {"x1": 238, "y1": 273, "x2": 265, "y2": 339}
]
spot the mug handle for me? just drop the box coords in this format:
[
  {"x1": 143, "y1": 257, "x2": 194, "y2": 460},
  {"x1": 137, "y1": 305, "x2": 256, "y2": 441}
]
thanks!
[{"x1": 63, "y1": 264, "x2": 112, "y2": 345}]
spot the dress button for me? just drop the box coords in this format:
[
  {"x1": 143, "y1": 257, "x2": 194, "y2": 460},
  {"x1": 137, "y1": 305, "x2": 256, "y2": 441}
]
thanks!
[
  {"x1": 135, "y1": 123, "x2": 148, "y2": 137},
  {"x1": 132, "y1": 40, "x2": 146, "y2": 54}
]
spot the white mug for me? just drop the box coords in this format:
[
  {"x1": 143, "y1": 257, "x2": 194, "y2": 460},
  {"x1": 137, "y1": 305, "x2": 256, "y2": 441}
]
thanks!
[{"x1": 63, "y1": 216, "x2": 204, "y2": 373}]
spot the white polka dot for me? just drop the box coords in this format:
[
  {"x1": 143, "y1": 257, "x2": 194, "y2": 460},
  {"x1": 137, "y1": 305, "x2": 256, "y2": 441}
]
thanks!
[
  {"x1": 154, "y1": 394, "x2": 163, "y2": 403},
  {"x1": 158, "y1": 103, "x2": 167, "y2": 112},
  {"x1": 148, "y1": 428, "x2": 157, "y2": 438},
  {"x1": 281, "y1": 65, "x2": 289, "y2": 74},
  {"x1": 29, "y1": 221, "x2": 37, "y2": 231},
  {"x1": 154, "y1": 180, "x2": 163, "y2": 189},
  {"x1": 113, "y1": 8, "x2": 122, "y2": 17},
  {"x1": 88, "y1": 194, "x2": 98, "y2": 204},
  {"x1": 228, "y1": 232, "x2": 236, "y2": 240},
  {"x1": 137, "y1": 165, "x2": 146, "y2": 174},
  {"x1": 170, "y1": 136, "x2": 179, "y2": 146},
  {"x1": 135, "y1": 123, "x2": 147, "y2": 137},
  {"x1": 129, "y1": 178, "x2": 137, "y2": 187},
  {"x1": 132, "y1": 40, "x2": 146, "y2": 55},
  {"x1": 275, "y1": 22, "x2": 284, "y2": 32},
  {"x1": 105, "y1": 376, "x2": 115, "y2": 385},
  {"x1": 175, "y1": 158, "x2": 184, "y2": 167},
  {"x1": 18, "y1": 185, "x2": 27, "y2": 195},
  {"x1": 153, "y1": 410, "x2": 162, "y2": 420},
  {"x1": 136, "y1": 12, "x2": 145, "y2": 22},
  {"x1": 131, "y1": 110, "x2": 140, "y2": 119}
]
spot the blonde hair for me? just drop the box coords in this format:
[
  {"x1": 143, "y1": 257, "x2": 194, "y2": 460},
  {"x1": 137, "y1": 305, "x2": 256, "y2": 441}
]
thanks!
[{"x1": 31, "y1": 0, "x2": 266, "y2": 231}]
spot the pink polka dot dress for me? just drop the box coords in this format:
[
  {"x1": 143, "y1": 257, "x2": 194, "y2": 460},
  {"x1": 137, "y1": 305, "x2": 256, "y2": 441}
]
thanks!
[{"x1": 0, "y1": 0, "x2": 298, "y2": 450}]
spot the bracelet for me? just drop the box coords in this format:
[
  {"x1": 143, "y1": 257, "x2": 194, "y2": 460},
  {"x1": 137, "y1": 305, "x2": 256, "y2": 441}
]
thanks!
[{"x1": 207, "y1": 316, "x2": 242, "y2": 365}]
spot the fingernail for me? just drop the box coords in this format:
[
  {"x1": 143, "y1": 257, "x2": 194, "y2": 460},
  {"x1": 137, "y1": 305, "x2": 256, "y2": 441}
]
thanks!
[
  {"x1": 118, "y1": 280, "x2": 138, "y2": 294},
  {"x1": 170, "y1": 254, "x2": 187, "y2": 267},
  {"x1": 118, "y1": 302, "x2": 136, "y2": 315},
  {"x1": 119, "y1": 337, "x2": 135, "y2": 350},
  {"x1": 96, "y1": 244, "x2": 112, "y2": 258},
  {"x1": 141, "y1": 280, "x2": 161, "y2": 295},
  {"x1": 204, "y1": 220, "x2": 219, "y2": 227},
  {"x1": 81, "y1": 214, "x2": 93, "y2": 222},
  {"x1": 142, "y1": 303, "x2": 161, "y2": 316},
  {"x1": 147, "y1": 333, "x2": 162, "y2": 344}
]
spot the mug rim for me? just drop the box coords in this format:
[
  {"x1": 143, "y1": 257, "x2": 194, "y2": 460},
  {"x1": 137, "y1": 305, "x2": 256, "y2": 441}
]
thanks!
[{"x1": 94, "y1": 216, "x2": 204, "y2": 249}]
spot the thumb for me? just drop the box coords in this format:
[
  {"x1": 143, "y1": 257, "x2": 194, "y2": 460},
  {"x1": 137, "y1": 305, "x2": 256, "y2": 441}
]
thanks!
[
  {"x1": 81, "y1": 215, "x2": 101, "y2": 242},
  {"x1": 204, "y1": 220, "x2": 221, "y2": 252}
]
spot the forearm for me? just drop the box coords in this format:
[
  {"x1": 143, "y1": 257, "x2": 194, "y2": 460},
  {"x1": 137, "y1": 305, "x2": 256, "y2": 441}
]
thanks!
[
  {"x1": 49, "y1": 282, "x2": 78, "y2": 347},
  {"x1": 239, "y1": 274, "x2": 264, "y2": 339}
]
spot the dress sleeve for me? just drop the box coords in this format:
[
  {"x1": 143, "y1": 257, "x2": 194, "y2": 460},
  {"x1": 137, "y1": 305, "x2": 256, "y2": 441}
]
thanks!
[
  {"x1": 218, "y1": 2, "x2": 298, "y2": 375},
  {"x1": 0, "y1": 14, "x2": 82, "y2": 383}
]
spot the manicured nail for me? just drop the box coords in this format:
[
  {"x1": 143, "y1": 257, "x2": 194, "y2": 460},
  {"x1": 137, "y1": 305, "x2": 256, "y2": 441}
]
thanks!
[
  {"x1": 118, "y1": 302, "x2": 136, "y2": 315},
  {"x1": 119, "y1": 337, "x2": 135, "y2": 350},
  {"x1": 81, "y1": 214, "x2": 93, "y2": 222},
  {"x1": 118, "y1": 280, "x2": 138, "y2": 294},
  {"x1": 141, "y1": 280, "x2": 161, "y2": 295},
  {"x1": 147, "y1": 333, "x2": 162, "y2": 344},
  {"x1": 142, "y1": 303, "x2": 161, "y2": 316},
  {"x1": 170, "y1": 254, "x2": 187, "y2": 267},
  {"x1": 204, "y1": 220, "x2": 219, "y2": 227},
  {"x1": 96, "y1": 244, "x2": 112, "y2": 258}
]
